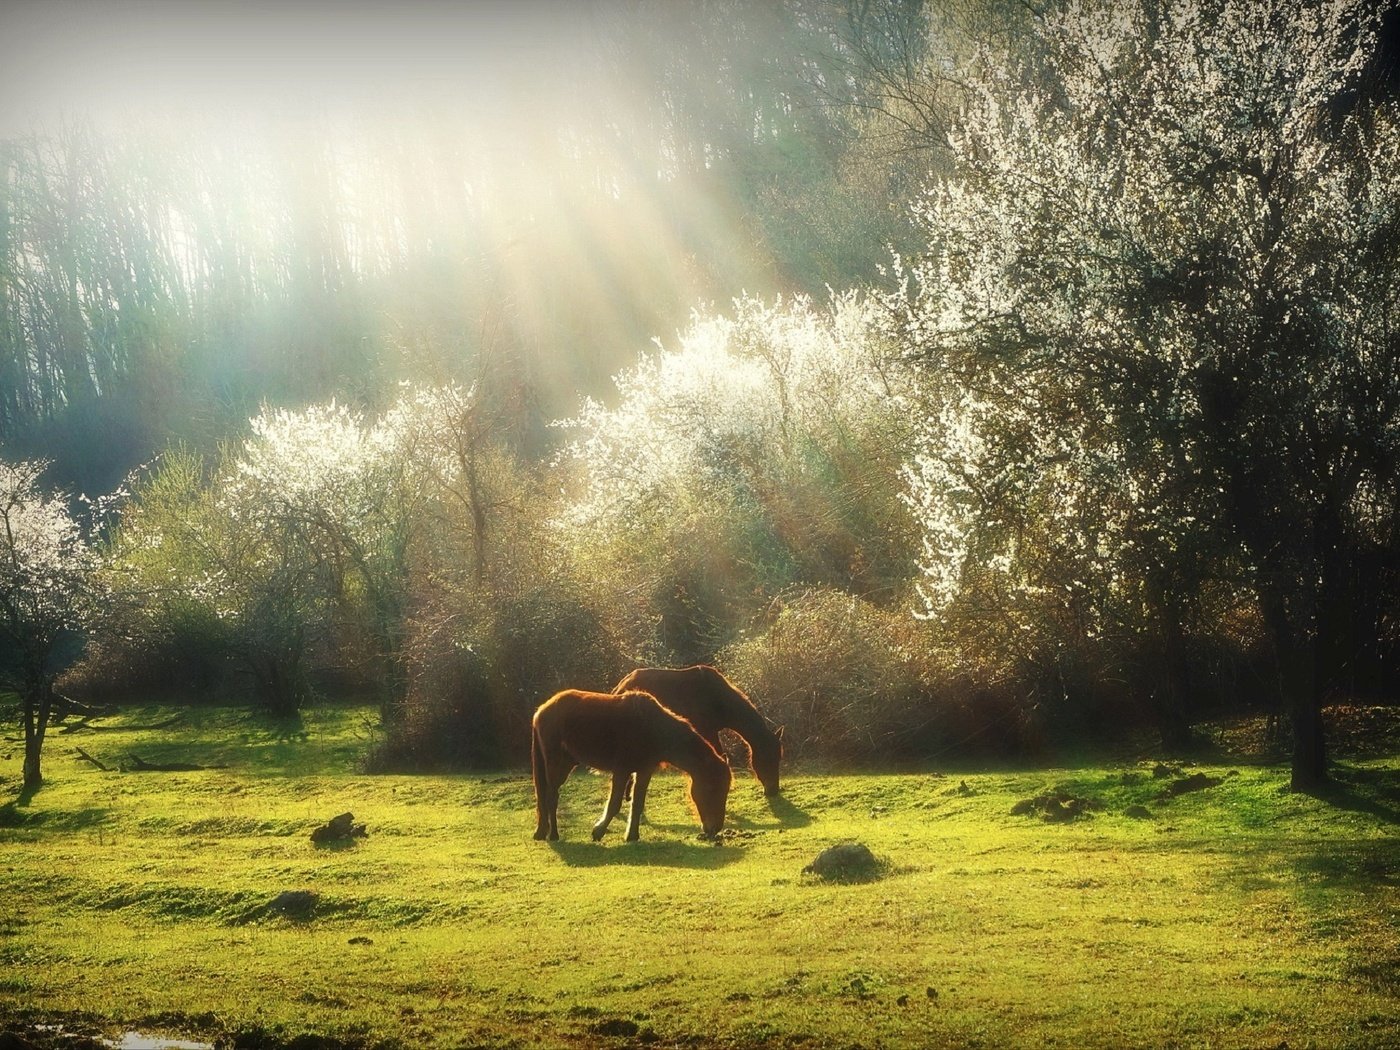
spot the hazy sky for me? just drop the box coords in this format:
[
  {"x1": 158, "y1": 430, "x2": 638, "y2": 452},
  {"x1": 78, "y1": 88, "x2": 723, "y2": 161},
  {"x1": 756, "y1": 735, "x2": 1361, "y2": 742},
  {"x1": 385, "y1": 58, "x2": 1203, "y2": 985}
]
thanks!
[{"x1": 0, "y1": 0, "x2": 607, "y2": 136}]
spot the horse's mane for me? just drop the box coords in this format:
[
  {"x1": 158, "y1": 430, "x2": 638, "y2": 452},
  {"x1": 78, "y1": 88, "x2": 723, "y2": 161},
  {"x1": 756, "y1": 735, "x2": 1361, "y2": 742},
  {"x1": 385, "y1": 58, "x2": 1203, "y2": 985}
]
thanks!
[
  {"x1": 628, "y1": 688, "x2": 729, "y2": 773},
  {"x1": 692, "y1": 665, "x2": 777, "y2": 743}
]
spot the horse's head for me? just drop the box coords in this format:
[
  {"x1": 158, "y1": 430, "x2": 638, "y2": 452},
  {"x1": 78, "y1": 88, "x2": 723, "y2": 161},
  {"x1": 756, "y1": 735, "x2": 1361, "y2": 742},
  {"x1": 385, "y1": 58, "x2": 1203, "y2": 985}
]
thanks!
[
  {"x1": 689, "y1": 757, "x2": 732, "y2": 839},
  {"x1": 753, "y1": 725, "x2": 784, "y2": 797}
]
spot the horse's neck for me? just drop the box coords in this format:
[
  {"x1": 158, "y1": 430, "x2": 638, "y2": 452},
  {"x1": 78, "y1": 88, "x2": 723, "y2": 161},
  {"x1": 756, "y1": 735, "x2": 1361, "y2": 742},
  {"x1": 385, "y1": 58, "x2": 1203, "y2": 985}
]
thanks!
[
  {"x1": 662, "y1": 714, "x2": 717, "y2": 771},
  {"x1": 721, "y1": 689, "x2": 773, "y2": 746}
]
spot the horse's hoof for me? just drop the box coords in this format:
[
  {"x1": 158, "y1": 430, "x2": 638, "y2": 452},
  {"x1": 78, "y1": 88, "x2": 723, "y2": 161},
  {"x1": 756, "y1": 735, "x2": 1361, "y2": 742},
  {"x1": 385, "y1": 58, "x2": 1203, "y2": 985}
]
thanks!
[
  {"x1": 533, "y1": 828, "x2": 546, "y2": 841},
  {"x1": 591, "y1": 826, "x2": 606, "y2": 842},
  {"x1": 625, "y1": 832, "x2": 640, "y2": 842},
  {"x1": 548, "y1": 831, "x2": 559, "y2": 841}
]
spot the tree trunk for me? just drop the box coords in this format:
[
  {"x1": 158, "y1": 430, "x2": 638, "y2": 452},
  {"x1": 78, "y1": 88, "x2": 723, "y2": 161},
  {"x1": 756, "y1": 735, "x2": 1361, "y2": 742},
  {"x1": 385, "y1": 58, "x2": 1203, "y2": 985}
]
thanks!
[
  {"x1": 1259, "y1": 584, "x2": 1327, "y2": 791},
  {"x1": 22, "y1": 734, "x2": 43, "y2": 790},
  {"x1": 1146, "y1": 574, "x2": 1194, "y2": 752},
  {"x1": 250, "y1": 651, "x2": 306, "y2": 717},
  {"x1": 21, "y1": 679, "x2": 53, "y2": 791},
  {"x1": 1288, "y1": 681, "x2": 1327, "y2": 791}
]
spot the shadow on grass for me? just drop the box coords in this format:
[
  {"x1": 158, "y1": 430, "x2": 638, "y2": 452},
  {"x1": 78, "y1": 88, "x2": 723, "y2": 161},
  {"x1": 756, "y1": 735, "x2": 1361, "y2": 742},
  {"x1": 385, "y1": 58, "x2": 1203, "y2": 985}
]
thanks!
[
  {"x1": 547, "y1": 836, "x2": 746, "y2": 869},
  {"x1": 1293, "y1": 840, "x2": 1400, "y2": 889},
  {"x1": 234, "y1": 709, "x2": 309, "y2": 746},
  {"x1": 0, "y1": 799, "x2": 110, "y2": 831},
  {"x1": 765, "y1": 794, "x2": 813, "y2": 828},
  {"x1": 1303, "y1": 765, "x2": 1400, "y2": 824},
  {"x1": 728, "y1": 793, "x2": 813, "y2": 831},
  {"x1": 311, "y1": 837, "x2": 362, "y2": 853}
]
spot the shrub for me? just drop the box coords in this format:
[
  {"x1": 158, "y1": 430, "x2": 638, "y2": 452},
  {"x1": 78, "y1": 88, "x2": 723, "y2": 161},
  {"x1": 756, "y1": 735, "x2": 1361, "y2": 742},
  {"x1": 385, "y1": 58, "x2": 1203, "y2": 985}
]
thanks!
[{"x1": 719, "y1": 587, "x2": 1029, "y2": 765}]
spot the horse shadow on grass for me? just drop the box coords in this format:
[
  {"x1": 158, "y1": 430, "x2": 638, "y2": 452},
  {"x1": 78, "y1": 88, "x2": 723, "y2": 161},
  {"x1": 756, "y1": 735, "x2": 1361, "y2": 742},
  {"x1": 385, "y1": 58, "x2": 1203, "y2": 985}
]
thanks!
[
  {"x1": 726, "y1": 791, "x2": 813, "y2": 832},
  {"x1": 547, "y1": 834, "x2": 746, "y2": 869},
  {"x1": 765, "y1": 793, "x2": 813, "y2": 828}
]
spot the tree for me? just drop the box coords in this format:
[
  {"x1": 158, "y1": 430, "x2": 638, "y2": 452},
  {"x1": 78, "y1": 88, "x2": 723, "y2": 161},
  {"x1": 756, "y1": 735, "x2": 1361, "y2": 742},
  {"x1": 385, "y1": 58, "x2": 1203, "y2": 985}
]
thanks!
[
  {"x1": 0, "y1": 459, "x2": 104, "y2": 790},
  {"x1": 895, "y1": 0, "x2": 1400, "y2": 787},
  {"x1": 108, "y1": 388, "x2": 490, "y2": 715}
]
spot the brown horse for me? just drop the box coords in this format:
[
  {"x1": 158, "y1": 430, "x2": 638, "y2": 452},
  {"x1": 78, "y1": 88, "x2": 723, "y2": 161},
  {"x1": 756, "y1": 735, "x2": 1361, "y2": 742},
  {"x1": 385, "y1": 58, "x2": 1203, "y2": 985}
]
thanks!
[
  {"x1": 613, "y1": 665, "x2": 783, "y2": 797},
  {"x1": 531, "y1": 689, "x2": 731, "y2": 842}
]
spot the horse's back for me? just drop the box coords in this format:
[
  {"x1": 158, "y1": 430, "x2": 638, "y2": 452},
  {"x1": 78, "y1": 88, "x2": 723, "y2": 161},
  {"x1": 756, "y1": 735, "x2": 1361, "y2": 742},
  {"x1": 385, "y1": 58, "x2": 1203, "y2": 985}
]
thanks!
[
  {"x1": 534, "y1": 688, "x2": 669, "y2": 770},
  {"x1": 614, "y1": 665, "x2": 745, "y2": 729}
]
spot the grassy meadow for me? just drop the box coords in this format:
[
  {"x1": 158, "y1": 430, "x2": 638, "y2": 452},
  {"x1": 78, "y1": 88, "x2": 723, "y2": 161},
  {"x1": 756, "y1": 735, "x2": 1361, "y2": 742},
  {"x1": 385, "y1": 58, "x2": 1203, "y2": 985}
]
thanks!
[{"x1": 1, "y1": 701, "x2": 1399, "y2": 1049}]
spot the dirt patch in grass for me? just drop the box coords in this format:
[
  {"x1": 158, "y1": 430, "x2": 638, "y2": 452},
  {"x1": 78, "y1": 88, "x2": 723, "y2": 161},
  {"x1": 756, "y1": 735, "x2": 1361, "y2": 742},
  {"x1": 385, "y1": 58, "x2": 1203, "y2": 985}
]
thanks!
[
  {"x1": 1156, "y1": 773, "x2": 1225, "y2": 800},
  {"x1": 1010, "y1": 792, "x2": 1101, "y2": 822}
]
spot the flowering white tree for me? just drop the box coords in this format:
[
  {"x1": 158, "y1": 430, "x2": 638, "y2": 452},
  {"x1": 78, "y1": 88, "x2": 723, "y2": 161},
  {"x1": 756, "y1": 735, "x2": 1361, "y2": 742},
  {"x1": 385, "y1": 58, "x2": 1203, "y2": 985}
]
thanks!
[
  {"x1": 560, "y1": 293, "x2": 906, "y2": 521},
  {"x1": 0, "y1": 459, "x2": 104, "y2": 790},
  {"x1": 556, "y1": 293, "x2": 918, "y2": 657},
  {"x1": 897, "y1": 0, "x2": 1400, "y2": 786},
  {"x1": 115, "y1": 392, "x2": 458, "y2": 713}
]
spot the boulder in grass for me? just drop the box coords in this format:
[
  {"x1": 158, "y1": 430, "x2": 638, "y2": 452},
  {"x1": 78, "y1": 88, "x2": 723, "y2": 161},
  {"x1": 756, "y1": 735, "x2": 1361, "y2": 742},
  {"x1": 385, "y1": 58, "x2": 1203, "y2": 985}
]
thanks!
[{"x1": 803, "y1": 842, "x2": 884, "y2": 883}]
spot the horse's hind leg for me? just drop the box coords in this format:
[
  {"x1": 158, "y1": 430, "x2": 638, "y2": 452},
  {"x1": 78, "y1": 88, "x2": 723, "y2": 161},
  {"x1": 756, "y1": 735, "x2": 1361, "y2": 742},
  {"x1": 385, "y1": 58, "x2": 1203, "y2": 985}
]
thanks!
[
  {"x1": 593, "y1": 772, "x2": 629, "y2": 841},
  {"x1": 538, "y1": 744, "x2": 573, "y2": 841},
  {"x1": 621, "y1": 773, "x2": 649, "y2": 824},
  {"x1": 626, "y1": 769, "x2": 655, "y2": 842}
]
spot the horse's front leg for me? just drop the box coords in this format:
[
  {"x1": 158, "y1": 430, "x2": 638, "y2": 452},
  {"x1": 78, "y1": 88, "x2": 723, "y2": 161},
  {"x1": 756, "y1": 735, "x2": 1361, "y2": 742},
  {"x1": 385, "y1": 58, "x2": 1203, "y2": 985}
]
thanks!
[
  {"x1": 593, "y1": 771, "x2": 629, "y2": 841},
  {"x1": 626, "y1": 769, "x2": 654, "y2": 842}
]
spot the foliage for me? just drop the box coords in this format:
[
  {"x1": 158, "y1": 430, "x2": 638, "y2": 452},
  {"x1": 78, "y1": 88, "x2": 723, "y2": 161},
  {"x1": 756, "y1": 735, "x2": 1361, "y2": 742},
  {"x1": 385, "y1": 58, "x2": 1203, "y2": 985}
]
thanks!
[
  {"x1": 107, "y1": 390, "x2": 463, "y2": 713},
  {"x1": 379, "y1": 544, "x2": 630, "y2": 773},
  {"x1": 0, "y1": 0, "x2": 989, "y2": 494},
  {"x1": 894, "y1": 0, "x2": 1400, "y2": 778},
  {"x1": 5, "y1": 0, "x2": 1400, "y2": 774}
]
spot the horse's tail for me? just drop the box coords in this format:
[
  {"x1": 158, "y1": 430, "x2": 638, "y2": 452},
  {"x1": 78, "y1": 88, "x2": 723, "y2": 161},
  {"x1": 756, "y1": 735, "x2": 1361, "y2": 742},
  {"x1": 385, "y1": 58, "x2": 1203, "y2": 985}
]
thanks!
[
  {"x1": 533, "y1": 714, "x2": 550, "y2": 786},
  {"x1": 530, "y1": 714, "x2": 548, "y2": 833}
]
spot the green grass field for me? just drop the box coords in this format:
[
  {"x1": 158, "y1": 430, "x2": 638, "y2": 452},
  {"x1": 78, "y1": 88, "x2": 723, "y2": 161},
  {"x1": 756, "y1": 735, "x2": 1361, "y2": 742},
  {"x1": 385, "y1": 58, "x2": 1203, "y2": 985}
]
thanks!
[{"x1": 2, "y1": 701, "x2": 1398, "y2": 1049}]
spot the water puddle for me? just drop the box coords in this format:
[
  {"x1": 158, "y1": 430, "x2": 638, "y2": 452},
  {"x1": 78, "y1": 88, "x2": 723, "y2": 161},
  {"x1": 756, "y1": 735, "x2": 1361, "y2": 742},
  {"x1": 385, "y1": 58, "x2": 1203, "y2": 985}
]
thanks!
[
  {"x1": 115, "y1": 1035, "x2": 215, "y2": 1050},
  {"x1": 25, "y1": 1024, "x2": 214, "y2": 1050}
]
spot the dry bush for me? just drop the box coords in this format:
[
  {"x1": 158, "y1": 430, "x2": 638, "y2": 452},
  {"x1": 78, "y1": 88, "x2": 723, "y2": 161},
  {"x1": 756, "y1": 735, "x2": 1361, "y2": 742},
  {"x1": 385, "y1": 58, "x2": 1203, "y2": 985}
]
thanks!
[{"x1": 720, "y1": 587, "x2": 1029, "y2": 765}]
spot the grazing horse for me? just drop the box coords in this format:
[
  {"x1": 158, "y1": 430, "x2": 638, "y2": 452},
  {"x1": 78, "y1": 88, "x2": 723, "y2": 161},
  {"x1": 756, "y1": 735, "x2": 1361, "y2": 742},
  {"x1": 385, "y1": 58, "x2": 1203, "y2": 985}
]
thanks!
[
  {"x1": 531, "y1": 689, "x2": 731, "y2": 842},
  {"x1": 613, "y1": 665, "x2": 783, "y2": 797}
]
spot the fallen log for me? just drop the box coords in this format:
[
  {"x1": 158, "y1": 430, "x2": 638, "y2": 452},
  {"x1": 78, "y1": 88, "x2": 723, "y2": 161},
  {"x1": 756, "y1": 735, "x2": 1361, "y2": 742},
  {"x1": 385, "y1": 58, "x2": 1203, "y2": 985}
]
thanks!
[
  {"x1": 60, "y1": 715, "x2": 182, "y2": 735},
  {"x1": 52, "y1": 693, "x2": 119, "y2": 720},
  {"x1": 123, "y1": 753, "x2": 228, "y2": 772},
  {"x1": 73, "y1": 747, "x2": 113, "y2": 772}
]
